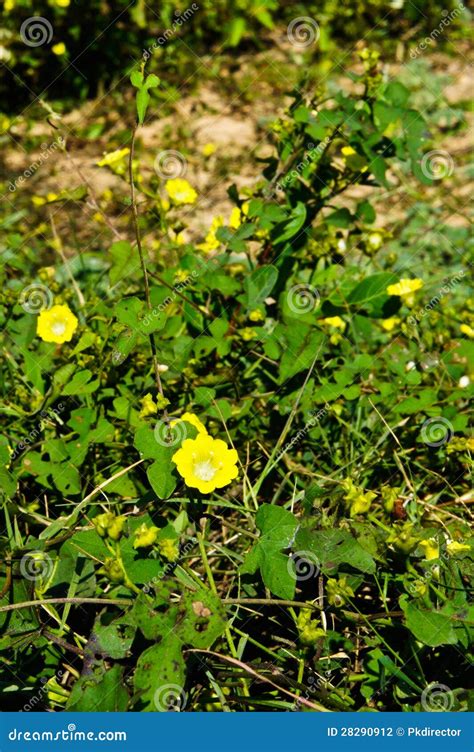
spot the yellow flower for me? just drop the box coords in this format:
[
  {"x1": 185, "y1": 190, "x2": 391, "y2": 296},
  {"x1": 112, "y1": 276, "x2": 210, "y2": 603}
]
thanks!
[
  {"x1": 172, "y1": 433, "x2": 238, "y2": 494},
  {"x1": 108, "y1": 516, "x2": 126, "y2": 541},
  {"x1": 322, "y1": 316, "x2": 346, "y2": 330},
  {"x1": 240, "y1": 327, "x2": 257, "y2": 341},
  {"x1": 170, "y1": 411, "x2": 207, "y2": 436},
  {"x1": 387, "y1": 278, "x2": 423, "y2": 306},
  {"x1": 229, "y1": 207, "x2": 242, "y2": 229},
  {"x1": 133, "y1": 523, "x2": 160, "y2": 549},
  {"x1": 342, "y1": 478, "x2": 376, "y2": 516},
  {"x1": 249, "y1": 309, "x2": 265, "y2": 322},
  {"x1": 37, "y1": 304, "x2": 78, "y2": 344},
  {"x1": 165, "y1": 178, "x2": 197, "y2": 205},
  {"x1": 201, "y1": 142, "x2": 216, "y2": 157},
  {"x1": 446, "y1": 436, "x2": 474, "y2": 454},
  {"x1": 55, "y1": 0, "x2": 70, "y2": 6},
  {"x1": 367, "y1": 232, "x2": 383, "y2": 250},
  {"x1": 52, "y1": 42, "x2": 66, "y2": 56},
  {"x1": 460, "y1": 323, "x2": 474, "y2": 338},
  {"x1": 4, "y1": 0, "x2": 15, "y2": 11},
  {"x1": 446, "y1": 540, "x2": 471, "y2": 556},
  {"x1": 418, "y1": 538, "x2": 439, "y2": 561},
  {"x1": 94, "y1": 512, "x2": 126, "y2": 541},
  {"x1": 171, "y1": 229, "x2": 186, "y2": 245},
  {"x1": 297, "y1": 608, "x2": 325, "y2": 646},
  {"x1": 321, "y1": 316, "x2": 346, "y2": 345},
  {"x1": 387, "y1": 522, "x2": 418, "y2": 555},
  {"x1": 197, "y1": 215, "x2": 224, "y2": 253},
  {"x1": 139, "y1": 393, "x2": 158, "y2": 418},
  {"x1": 158, "y1": 538, "x2": 180, "y2": 562},
  {"x1": 38, "y1": 266, "x2": 55, "y2": 281},
  {"x1": 97, "y1": 148, "x2": 130, "y2": 168},
  {"x1": 174, "y1": 269, "x2": 190, "y2": 283},
  {"x1": 382, "y1": 317, "x2": 401, "y2": 332}
]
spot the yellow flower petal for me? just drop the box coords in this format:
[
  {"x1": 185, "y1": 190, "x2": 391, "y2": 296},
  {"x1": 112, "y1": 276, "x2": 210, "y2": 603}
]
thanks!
[
  {"x1": 165, "y1": 178, "x2": 197, "y2": 206},
  {"x1": 170, "y1": 412, "x2": 207, "y2": 436},
  {"x1": 36, "y1": 304, "x2": 78, "y2": 344},
  {"x1": 172, "y1": 433, "x2": 238, "y2": 494},
  {"x1": 382, "y1": 317, "x2": 400, "y2": 332},
  {"x1": 419, "y1": 538, "x2": 439, "y2": 561},
  {"x1": 386, "y1": 278, "x2": 423, "y2": 297}
]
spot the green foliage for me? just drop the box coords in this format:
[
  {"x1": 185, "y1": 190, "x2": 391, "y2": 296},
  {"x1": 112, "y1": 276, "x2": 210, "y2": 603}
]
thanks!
[{"x1": 0, "y1": 40, "x2": 472, "y2": 713}]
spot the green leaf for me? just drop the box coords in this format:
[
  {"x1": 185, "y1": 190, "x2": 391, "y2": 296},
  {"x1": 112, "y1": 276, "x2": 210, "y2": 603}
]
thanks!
[
  {"x1": 227, "y1": 17, "x2": 246, "y2": 47},
  {"x1": 177, "y1": 589, "x2": 227, "y2": 648},
  {"x1": 273, "y1": 202, "x2": 306, "y2": 245},
  {"x1": 347, "y1": 272, "x2": 399, "y2": 318},
  {"x1": 115, "y1": 297, "x2": 143, "y2": 328},
  {"x1": 256, "y1": 504, "x2": 299, "y2": 547},
  {"x1": 243, "y1": 265, "x2": 278, "y2": 309},
  {"x1": 294, "y1": 528, "x2": 376, "y2": 575},
  {"x1": 93, "y1": 619, "x2": 136, "y2": 659},
  {"x1": 61, "y1": 370, "x2": 99, "y2": 396},
  {"x1": 134, "y1": 635, "x2": 186, "y2": 711},
  {"x1": 241, "y1": 504, "x2": 299, "y2": 599},
  {"x1": 356, "y1": 200, "x2": 376, "y2": 224},
  {"x1": 278, "y1": 329, "x2": 324, "y2": 383},
  {"x1": 400, "y1": 597, "x2": 470, "y2": 647},
  {"x1": 147, "y1": 457, "x2": 177, "y2": 499},
  {"x1": 326, "y1": 208, "x2": 353, "y2": 228},
  {"x1": 109, "y1": 241, "x2": 136, "y2": 286},
  {"x1": 67, "y1": 664, "x2": 129, "y2": 711}
]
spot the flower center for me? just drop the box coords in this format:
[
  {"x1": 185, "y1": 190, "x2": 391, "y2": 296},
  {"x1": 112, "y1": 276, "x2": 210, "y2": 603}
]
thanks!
[
  {"x1": 193, "y1": 459, "x2": 217, "y2": 482},
  {"x1": 51, "y1": 321, "x2": 66, "y2": 336}
]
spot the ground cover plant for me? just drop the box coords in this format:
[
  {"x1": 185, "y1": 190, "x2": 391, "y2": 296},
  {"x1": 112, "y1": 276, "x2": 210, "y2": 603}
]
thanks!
[{"x1": 0, "y1": 2, "x2": 473, "y2": 713}]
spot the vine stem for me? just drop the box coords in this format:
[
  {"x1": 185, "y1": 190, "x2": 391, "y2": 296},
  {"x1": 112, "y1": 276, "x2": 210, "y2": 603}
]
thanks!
[
  {"x1": 128, "y1": 125, "x2": 168, "y2": 422},
  {"x1": 185, "y1": 649, "x2": 330, "y2": 712},
  {"x1": 0, "y1": 597, "x2": 132, "y2": 614}
]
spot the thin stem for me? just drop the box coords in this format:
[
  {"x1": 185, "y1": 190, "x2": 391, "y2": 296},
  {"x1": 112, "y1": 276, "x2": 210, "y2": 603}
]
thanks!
[
  {"x1": 0, "y1": 597, "x2": 132, "y2": 614},
  {"x1": 128, "y1": 126, "x2": 168, "y2": 420}
]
